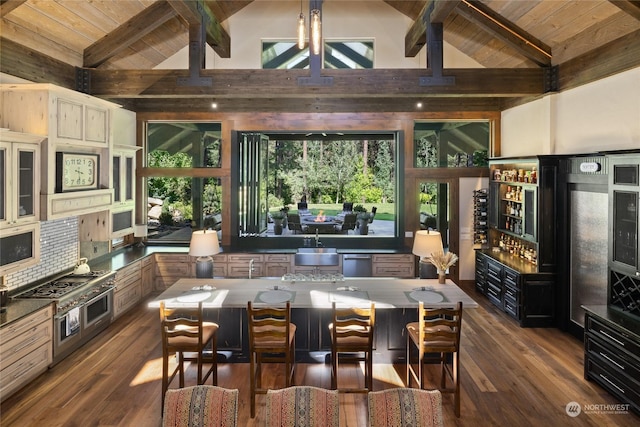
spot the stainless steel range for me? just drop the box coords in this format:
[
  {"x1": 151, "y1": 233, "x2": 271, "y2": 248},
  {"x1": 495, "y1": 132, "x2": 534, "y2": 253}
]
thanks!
[{"x1": 15, "y1": 270, "x2": 116, "y2": 365}]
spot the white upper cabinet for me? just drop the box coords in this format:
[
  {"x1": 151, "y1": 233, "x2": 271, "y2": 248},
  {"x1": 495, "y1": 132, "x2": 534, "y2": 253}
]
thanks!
[{"x1": 0, "y1": 83, "x2": 112, "y2": 147}]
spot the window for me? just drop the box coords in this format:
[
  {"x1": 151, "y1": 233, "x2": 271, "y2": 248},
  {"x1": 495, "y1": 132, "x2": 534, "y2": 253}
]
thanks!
[
  {"x1": 144, "y1": 122, "x2": 223, "y2": 243},
  {"x1": 233, "y1": 132, "x2": 400, "y2": 243},
  {"x1": 262, "y1": 40, "x2": 374, "y2": 69},
  {"x1": 414, "y1": 121, "x2": 489, "y2": 168}
]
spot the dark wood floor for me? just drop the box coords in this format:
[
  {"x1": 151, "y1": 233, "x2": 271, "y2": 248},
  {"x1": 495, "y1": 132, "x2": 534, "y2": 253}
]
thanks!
[{"x1": 2, "y1": 281, "x2": 639, "y2": 426}]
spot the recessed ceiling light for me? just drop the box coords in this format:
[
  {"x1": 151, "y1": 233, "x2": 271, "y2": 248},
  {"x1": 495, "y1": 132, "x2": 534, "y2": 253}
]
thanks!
[
  {"x1": 416, "y1": 102, "x2": 423, "y2": 108},
  {"x1": 211, "y1": 102, "x2": 218, "y2": 109}
]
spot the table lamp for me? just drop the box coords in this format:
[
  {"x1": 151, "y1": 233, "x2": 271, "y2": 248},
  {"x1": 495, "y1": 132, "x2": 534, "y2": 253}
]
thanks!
[
  {"x1": 189, "y1": 230, "x2": 220, "y2": 278},
  {"x1": 412, "y1": 230, "x2": 443, "y2": 279}
]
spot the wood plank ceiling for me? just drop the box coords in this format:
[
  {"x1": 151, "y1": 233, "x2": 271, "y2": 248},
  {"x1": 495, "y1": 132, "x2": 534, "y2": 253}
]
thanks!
[{"x1": 1, "y1": 0, "x2": 639, "y2": 113}]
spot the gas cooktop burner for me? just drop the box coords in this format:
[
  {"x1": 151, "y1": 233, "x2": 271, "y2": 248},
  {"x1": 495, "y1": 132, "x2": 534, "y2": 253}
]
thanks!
[{"x1": 16, "y1": 270, "x2": 116, "y2": 300}]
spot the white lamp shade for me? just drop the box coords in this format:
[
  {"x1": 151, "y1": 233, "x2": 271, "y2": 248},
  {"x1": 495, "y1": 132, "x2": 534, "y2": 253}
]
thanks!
[
  {"x1": 412, "y1": 230, "x2": 443, "y2": 259},
  {"x1": 189, "y1": 230, "x2": 220, "y2": 257}
]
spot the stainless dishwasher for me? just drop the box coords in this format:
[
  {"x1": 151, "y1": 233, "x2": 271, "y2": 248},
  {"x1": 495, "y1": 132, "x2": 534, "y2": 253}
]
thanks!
[{"x1": 342, "y1": 254, "x2": 372, "y2": 277}]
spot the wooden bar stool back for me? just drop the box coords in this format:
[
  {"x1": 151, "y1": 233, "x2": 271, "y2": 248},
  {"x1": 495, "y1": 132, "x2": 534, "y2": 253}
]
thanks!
[
  {"x1": 159, "y1": 301, "x2": 218, "y2": 410},
  {"x1": 247, "y1": 301, "x2": 296, "y2": 418},
  {"x1": 406, "y1": 301, "x2": 463, "y2": 417},
  {"x1": 329, "y1": 301, "x2": 375, "y2": 393}
]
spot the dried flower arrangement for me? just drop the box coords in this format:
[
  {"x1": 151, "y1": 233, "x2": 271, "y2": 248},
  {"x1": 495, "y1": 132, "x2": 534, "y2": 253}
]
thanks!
[{"x1": 429, "y1": 250, "x2": 459, "y2": 272}]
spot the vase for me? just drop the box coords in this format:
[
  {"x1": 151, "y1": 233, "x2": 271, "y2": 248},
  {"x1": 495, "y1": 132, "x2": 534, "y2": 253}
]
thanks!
[{"x1": 438, "y1": 271, "x2": 446, "y2": 284}]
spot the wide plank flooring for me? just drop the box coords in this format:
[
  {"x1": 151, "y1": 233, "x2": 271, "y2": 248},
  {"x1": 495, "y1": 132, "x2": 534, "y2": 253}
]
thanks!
[{"x1": 2, "y1": 281, "x2": 639, "y2": 426}]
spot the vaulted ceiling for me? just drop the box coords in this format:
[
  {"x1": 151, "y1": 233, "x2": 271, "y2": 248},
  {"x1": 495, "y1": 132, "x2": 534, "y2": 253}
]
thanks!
[{"x1": 1, "y1": 0, "x2": 639, "y2": 113}]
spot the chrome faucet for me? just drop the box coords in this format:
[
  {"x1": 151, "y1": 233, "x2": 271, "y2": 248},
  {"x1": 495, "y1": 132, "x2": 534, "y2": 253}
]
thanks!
[
  {"x1": 249, "y1": 258, "x2": 254, "y2": 279},
  {"x1": 315, "y1": 230, "x2": 322, "y2": 247}
]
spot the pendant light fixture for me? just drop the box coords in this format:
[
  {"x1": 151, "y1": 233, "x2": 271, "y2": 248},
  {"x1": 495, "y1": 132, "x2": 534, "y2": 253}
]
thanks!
[
  {"x1": 297, "y1": 0, "x2": 305, "y2": 49},
  {"x1": 311, "y1": 8, "x2": 321, "y2": 55}
]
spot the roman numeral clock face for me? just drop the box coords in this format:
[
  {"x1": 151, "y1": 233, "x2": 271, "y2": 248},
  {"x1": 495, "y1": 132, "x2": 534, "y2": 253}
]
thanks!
[{"x1": 58, "y1": 153, "x2": 99, "y2": 192}]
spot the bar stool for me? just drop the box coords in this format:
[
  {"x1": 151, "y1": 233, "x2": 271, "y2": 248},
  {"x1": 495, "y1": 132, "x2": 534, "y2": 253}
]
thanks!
[
  {"x1": 163, "y1": 385, "x2": 239, "y2": 427},
  {"x1": 368, "y1": 388, "x2": 444, "y2": 427},
  {"x1": 406, "y1": 301, "x2": 463, "y2": 417},
  {"x1": 329, "y1": 301, "x2": 375, "y2": 393},
  {"x1": 265, "y1": 386, "x2": 339, "y2": 427},
  {"x1": 247, "y1": 301, "x2": 296, "y2": 418},
  {"x1": 159, "y1": 301, "x2": 218, "y2": 410}
]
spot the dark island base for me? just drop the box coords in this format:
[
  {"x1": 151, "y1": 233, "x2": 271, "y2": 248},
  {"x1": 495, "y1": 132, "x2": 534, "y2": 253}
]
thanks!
[{"x1": 204, "y1": 307, "x2": 419, "y2": 364}]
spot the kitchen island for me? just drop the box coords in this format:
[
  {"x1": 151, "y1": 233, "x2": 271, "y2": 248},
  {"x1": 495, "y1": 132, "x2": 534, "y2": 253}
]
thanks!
[{"x1": 149, "y1": 277, "x2": 477, "y2": 363}]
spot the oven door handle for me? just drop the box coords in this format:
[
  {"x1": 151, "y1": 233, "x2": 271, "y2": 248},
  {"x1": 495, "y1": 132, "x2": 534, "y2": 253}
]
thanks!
[{"x1": 84, "y1": 289, "x2": 113, "y2": 306}]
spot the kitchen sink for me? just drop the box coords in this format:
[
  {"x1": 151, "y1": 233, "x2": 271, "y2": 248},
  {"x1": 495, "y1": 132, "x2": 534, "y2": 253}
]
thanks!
[{"x1": 294, "y1": 248, "x2": 339, "y2": 266}]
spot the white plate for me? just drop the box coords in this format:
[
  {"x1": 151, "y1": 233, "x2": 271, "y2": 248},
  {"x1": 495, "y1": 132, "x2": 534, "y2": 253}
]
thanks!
[
  {"x1": 176, "y1": 291, "x2": 212, "y2": 303},
  {"x1": 259, "y1": 290, "x2": 292, "y2": 304},
  {"x1": 409, "y1": 290, "x2": 444, "y2": 303}
]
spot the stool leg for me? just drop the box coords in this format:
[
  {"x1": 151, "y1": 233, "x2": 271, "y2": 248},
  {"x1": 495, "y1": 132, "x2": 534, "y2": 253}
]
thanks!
[
  {"x1": 178, "y1": 352, "x2": 185, "y2": 388},
  {"x1": 250, "y1": 351, "x2": 256, "y2": 418},
  {"x1": 367, "y1": 350, "x2": 373, "y2": 391},
  {"x1": 331, "y1": 349, "x2": 338, "y2": 390}
]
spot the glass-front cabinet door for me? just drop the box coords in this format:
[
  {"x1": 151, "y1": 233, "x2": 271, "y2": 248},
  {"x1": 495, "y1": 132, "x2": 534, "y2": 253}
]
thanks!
[
  {"x1": 610, "y1": 157, "x2": 639, "y2": 273},
  {"x1": 0, "y1": 141, "x2": 39, "y2": 228}
]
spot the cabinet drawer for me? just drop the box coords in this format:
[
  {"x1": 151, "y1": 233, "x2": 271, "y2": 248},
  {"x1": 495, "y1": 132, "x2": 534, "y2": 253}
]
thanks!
[
  {"x1": 114, "y1": 283, "x2": 141, "y2": 317},
  {"x1": 154, "y1": 254, "x2": 190, "y2": 263},
  {"x1": 503, "y1": 268, "x2": 520, "y2": 288},
  {"x1": 0, "y1": 319, "x2": 52, "y2": 370},
  {"x1": 116, "y1": 271, "x2": 141, "y2": 292},
  {"x1": 1, "y1": 305, "x2": 53, "y2": 337},
  {"x1": 227, "y1": 262, "x2": 264, "y2": 277},
  {"x1": 372, "y1": 254, "x2": 413, "y2": 263},
  {"x1": 141, "y1": 256, "x2": 154, "y2": 268},
  {"x1": 586, "y1": 357, "x2": 640, "y2": 412},
  {"x1": 213, "y1": 263, "x2": 227, "y2": 277},
  {"x1": 486, "y1": 286, "x2": 501, "y2": 306},
  {"x1": 155, "y1": 263, "x2": 190, "y2": 277},
  {"x1": 116, "y1": 260, "x2": 141, "y2": 279},
  {"x1": 264, "y1": 263, "x2": 290, "y2": 277},
  {"x1": 587, "y1": 334, "x2": 640, "y2": 384},
  {"x1": 587, "y1": 316, "x2": 640, "y2": 357},
  {"x1": 503, "y1": 298, "x2": 519, "y2": 319},
  {"x1": 0, "y1": 343, "x2": 51, "y2": 402},
  {"x1": 212, "y1": 253, "x2": 227, "y2": 263},
  {"x1": 503, "y1": 285, "x2": 520, "y2": 303},
  {"x1": 265, "y1": 254, "x2": 291, "y2": 263},
  {"x1": 373, "y1": 264, "x2": 414, "y2": 277},
  {"x1": 227, "y1": 254, "x2": 264, "y2": 263}
]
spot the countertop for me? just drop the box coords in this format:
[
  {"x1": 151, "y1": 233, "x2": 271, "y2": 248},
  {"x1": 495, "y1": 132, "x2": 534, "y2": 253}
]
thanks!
[
  {"x1": 582, "y1": 304, "x2": 640, "y2": 338},
  {"x1": 148, "y1": 277, "x2": 478, "y2": 309},
  {"x1": 2, "y1": 245, "x2": 412, "y2": 327},
  {"x1": 1, "y1": 299, "x2": 52, "y2": 328},
  {"x1": 477, "y1": 248, "x2": 544, "y2": 275}
]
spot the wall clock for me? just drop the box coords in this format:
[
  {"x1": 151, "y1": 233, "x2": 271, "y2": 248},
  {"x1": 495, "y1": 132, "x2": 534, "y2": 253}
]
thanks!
[{"x1": 55, "y1": 152, "x2": 100, "y2": 192}]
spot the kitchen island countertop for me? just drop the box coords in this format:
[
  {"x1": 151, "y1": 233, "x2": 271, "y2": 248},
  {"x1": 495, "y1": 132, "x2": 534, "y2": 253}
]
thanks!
[{"x1": 148, "y1": 277, "x2": 478, "y2": 310}]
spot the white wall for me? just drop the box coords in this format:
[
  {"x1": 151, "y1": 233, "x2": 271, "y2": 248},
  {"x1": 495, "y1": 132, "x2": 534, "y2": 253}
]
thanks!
[
  {"x1": 502, "y1": 67, "x2": 640, "y2": 156},
  {"x1": 156, "y1": 1, "x2": 482, "y2": 70}
]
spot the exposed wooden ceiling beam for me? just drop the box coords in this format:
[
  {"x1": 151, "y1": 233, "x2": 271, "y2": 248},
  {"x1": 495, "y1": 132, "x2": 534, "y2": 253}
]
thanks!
[
  {"x1": 168, "y1": 0, "x2": 231, "y2": 58},
  {"x1": 405, "y1": 0, "x2": 460, "y2": 57},
  {"x1": 0, "y1": 37, "x2": 76, "y2": 89},
  {"x1": 86, "y1": 68, "x2": 544, "y2": 98},
  {"x1": 558, "y1": 28, "x2": 640, "y2": 91},
  {"x1": 455, "y1": 0, "x2": 552, "y2": 67},
  {"x1": 129, "y1": 96, "x2": 506, "y2": 113},
  {"x1": 608, "y1": 0, "x2": 640, "y2": 21},
  {"x1": 83, "y1": 2, "x2": 178, "y2": 68},
  {"x1": 0, "y1": 0, "x2": 26, "y2": 17}
]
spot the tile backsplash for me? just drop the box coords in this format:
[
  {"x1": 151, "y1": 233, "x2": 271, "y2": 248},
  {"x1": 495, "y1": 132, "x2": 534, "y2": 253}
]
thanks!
[{"x1": 5, "y1": 217, "x2": 79, "y2": 291}]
